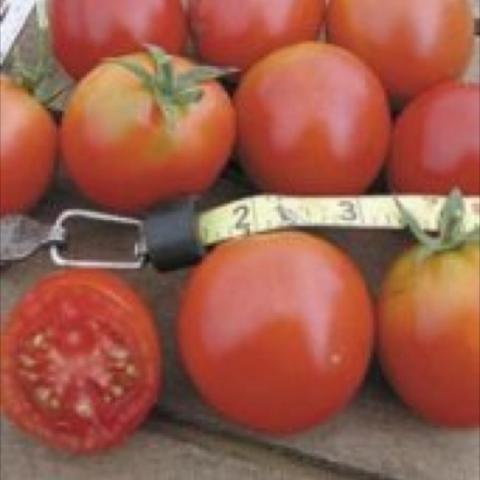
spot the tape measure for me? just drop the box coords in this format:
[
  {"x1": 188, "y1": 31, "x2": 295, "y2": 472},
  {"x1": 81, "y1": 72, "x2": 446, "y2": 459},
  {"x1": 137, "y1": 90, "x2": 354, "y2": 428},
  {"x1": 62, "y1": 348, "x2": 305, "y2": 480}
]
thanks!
[
  {"x1": 1, "y1": 194, "x2": 479, "y2": 271},
  {"x1": 198, "y1": 195, "x2": 480, "y2": 246},
  {"x1": 0, "y1": 0, "x2": 36, "y2": 65}
]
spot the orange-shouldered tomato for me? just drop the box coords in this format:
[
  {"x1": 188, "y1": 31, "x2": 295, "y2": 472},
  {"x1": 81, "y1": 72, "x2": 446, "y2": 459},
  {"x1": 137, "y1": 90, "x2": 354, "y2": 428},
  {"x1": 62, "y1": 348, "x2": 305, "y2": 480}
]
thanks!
[
  {"x1": 61, "y1": 52, "x2": 236, "y2": 213},
  {"x1": 378, "y1": 243, "x2": 480, "y2": 427}
]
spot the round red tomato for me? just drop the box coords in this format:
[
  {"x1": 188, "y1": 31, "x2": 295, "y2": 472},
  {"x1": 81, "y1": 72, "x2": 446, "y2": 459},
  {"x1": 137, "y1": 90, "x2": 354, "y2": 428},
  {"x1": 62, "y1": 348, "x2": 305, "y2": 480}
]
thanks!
[
  {"x1": 0, "y1": 270, "x2": 162, "y2": 453},
  {"x1": 388, "y1": 82, "x2": 480, "y2": 195},
  {"x1": 188, "y1": 0, "x2": 326, "y2": 71},
  {"x1": 378, "y1": 243, "x2": 479, "y2": 427},
  {"x1": 50, "y1": 0, "x2": 187, "y2": 79},
  {"x1": 327, "y1": 0, "x2": 474, "y2": 104},
  {"x1": 235, "y1": 43, "x2": 391, "y2": 195},
  {"x1": 178, "y1": 232, "x2": 374, "y2": 434},
  {"x1": 0, "y1": 75, "x2": 57, "y2": 216},
  {"x1": 61, "y1": 50, "x2": 236, "y2": 213}
]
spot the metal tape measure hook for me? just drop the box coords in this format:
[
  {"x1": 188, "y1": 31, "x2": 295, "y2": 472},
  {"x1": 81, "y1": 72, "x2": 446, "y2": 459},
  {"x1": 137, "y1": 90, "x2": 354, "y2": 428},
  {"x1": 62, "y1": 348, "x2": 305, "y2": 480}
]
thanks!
[{"x1": 49, "y1": 209, "x2": 146, "y2": 270}]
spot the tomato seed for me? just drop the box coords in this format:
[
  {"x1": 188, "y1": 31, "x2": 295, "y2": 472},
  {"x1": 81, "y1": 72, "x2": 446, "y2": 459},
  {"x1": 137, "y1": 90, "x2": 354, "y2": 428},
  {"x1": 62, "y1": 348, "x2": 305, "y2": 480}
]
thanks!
[
  {"x1": 125, "y1": 364, "x2": 138, "y2": 378},
  {"x1": 19, "y1": 370, "x2": 39, "y2": 382},
  {"x1": 18, "y1": 354, "x2": 36, "y2": 368},
  {"x1": 34, "y1": 386, "x2": 52, "y2": 404},
  {"x1": 31, "y1": 333, "x2": 47, "y2": 348},
  {"x1": 108, "y1": 346, "x2": 130, "y2": 361},
  {"x1": 75, "y1": 398, "x2": 94, "y2": 418},
  {"x1": 49, "y1": 397, "x2": 60, "y2": 410},
  {"x1": 111, "y1": 385, "x2": 125, "y2": 398}
]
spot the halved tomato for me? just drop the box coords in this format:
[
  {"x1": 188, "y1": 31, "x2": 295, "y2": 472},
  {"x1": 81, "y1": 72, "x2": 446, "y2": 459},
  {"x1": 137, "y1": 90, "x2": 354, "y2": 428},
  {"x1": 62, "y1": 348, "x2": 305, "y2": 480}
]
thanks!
[{"x1": 0, "y1": 270, "x2": 162, "y2": 453}]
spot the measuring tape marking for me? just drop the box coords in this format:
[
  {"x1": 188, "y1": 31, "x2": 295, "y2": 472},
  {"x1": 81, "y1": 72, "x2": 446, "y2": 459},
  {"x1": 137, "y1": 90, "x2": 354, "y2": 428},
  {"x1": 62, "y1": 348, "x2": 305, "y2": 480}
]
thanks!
[
  {"x1": 0, "y1": 0, "x2": 36, "y2": 65},
  {"x1": 198, "y1": 195, "x2": 480, "y2": 246}
]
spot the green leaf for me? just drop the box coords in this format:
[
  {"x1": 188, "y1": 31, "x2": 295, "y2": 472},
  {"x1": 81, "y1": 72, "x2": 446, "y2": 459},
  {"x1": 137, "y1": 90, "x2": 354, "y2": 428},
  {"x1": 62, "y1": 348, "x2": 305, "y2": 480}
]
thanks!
[
  {"x1": 144, "y1": 44, "x2": 170, "y2": 69},
  {"x1": 150, "y1": 91, "x2": 177, "y2": 132},
  {"x1": 394, "y1": 197, "x2": 437, "y2": 248},
  {"x1": 175, "y1": 87, "x2": 204, "y2": 106},
  {"x1": 108, "y1": 59, "x2": 155, "y2": 90},
  {"x1": 144, "y1": 44, "x2": 175, "y2": 93},
  {"x1": 396, "y1": 189, "x2": 479, "y2": 258},
  {"x1": 438, "y1": 188, "x2": 465, "y2": 242}
]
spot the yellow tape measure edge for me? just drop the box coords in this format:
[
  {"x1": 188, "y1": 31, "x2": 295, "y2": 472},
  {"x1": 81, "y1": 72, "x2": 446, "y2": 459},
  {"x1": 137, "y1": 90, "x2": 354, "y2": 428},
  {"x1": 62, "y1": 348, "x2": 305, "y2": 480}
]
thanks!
[{"x1": 198, "y1": 195, "x2": 480, "y2": 247}]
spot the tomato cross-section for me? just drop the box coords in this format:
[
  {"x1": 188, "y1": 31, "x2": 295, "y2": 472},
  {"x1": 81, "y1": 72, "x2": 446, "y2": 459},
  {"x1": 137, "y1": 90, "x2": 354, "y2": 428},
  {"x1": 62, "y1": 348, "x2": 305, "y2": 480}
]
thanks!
[{"x1": 1, "y1": 270, "x2": 162, "y2": 453}]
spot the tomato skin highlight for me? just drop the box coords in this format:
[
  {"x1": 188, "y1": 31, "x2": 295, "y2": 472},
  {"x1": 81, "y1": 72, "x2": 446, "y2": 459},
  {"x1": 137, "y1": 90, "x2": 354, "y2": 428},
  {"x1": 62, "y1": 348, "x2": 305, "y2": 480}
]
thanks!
[
  {"x1": 0, "y1": 76, "x2": 57, "y2": 216},
  {"x1": 50, "y1": 0, "x2": 187, "y2": 79},
  {"x1": 327, "y1": 0, "x2": 474, "y2": 104},
  {"x1": 61, "y1": 54, "x2": 236, "y2": 213},
  {"x1": 388, "y1": 83, "x2": 480, "y2": 195},
  {"x1": 178, "y1": 232, "x2": 374, "y2": 434},
  {"x1": 188, "y1": 0, "x2": 326, "y2": 71},
  {"x1": 235, "y1": 43, "x2": 391, "y2": 195},
  {"x1": 0, "y1": 270, "x2": 162, "y2": 453},
  {"x1": 378, "y1": 244, "x2": 480, "y2": 428}
]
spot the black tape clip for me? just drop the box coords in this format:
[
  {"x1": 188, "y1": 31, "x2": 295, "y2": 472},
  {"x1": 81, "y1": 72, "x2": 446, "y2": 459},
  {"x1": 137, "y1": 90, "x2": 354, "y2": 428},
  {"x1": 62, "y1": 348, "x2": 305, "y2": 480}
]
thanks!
[{"x1": 143, "y1": 197, "x2": 206, "y2": 271}]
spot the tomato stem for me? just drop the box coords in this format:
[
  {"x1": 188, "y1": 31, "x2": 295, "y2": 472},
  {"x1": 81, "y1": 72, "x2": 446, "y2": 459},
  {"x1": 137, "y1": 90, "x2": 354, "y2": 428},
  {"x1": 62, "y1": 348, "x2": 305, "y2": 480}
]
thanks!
[
  {"x1": 109, "y1": 44, "x2": 237, "y2": 131},
  {"x1": 396, "y1": 189, "x2": 480, "y2": 259},
  {"x1": 10, "y1": 0, "x2": 71, "y2": 108}
]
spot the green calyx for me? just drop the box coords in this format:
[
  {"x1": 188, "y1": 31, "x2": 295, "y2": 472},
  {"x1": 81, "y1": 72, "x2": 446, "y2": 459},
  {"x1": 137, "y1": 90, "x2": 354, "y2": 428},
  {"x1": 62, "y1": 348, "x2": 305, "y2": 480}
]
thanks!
[
  {"x1": 10, "y1": 0, "x2": 70, "y2": 107},
  {"x1": 110, "y1": 45, "x2": 236, "y2": 130},
  {"x1": 396, "y1": 188, "x2": 480, "y2": 260}
]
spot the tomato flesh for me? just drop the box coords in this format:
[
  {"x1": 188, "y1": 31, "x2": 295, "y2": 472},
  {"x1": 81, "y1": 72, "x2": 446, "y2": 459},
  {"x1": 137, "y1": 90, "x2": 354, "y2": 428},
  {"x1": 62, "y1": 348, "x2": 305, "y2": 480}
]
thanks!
[
  {"x1": 1, "y1": 270, "x2": 161, "y2": 453},
  {"x1": 178, "y1": 232, "x2": 374, "y2": 434},
  {"x1": 378, "y1": 244, "x2": 480, "y2": 427},
  {"x1": 388, "y1": 82, "x2": 480, "y2": 195}
]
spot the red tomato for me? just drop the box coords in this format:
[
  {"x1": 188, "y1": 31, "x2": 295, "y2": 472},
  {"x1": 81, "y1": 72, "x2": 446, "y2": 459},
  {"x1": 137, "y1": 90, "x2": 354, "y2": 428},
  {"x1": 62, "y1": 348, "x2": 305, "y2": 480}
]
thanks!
[
  {"x1": 0, "y1": 270, "x2": 162, "y2": 453},
  {"x1": 235, "y1": 43, "x2": 391, "y2": 195},
  {"x1": 188, "y1": 0, "x2": 326, "y2": 71},
  {"x1": 178, "y1": 232, "x2": 374, "y2": 434},
  {"x1": 378, "y1": 244, "x2": 479, "y2": 427},
  {"x1": 327, "y1": 0, "x2": 474, "y2": 104},
  {"x1": 388, "y1": 82, "x2": 480, "y2": 195},
  {"x1": 50, "y1": 0, "x2": 187, "y2": 79},
  {"x1": 61, "y1": 52, "x2": 236, "y2": 213},
  {"x1": 0, "y1": 76, "x2": 57, "y2": 216}
]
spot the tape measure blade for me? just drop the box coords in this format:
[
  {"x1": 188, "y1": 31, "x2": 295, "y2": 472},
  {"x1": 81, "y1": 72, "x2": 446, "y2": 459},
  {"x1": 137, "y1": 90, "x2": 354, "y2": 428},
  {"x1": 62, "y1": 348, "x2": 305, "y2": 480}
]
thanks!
[{"x1": 198, "y1": 195, "x2": 480, "y2": 247}]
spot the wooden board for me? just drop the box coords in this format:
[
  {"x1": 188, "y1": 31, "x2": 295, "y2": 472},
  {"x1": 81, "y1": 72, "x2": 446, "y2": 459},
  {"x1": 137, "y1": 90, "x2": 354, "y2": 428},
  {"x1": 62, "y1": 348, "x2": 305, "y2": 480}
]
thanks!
[{"x1": 1, "y1": 5, "x2": 480, "y2": 480}]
